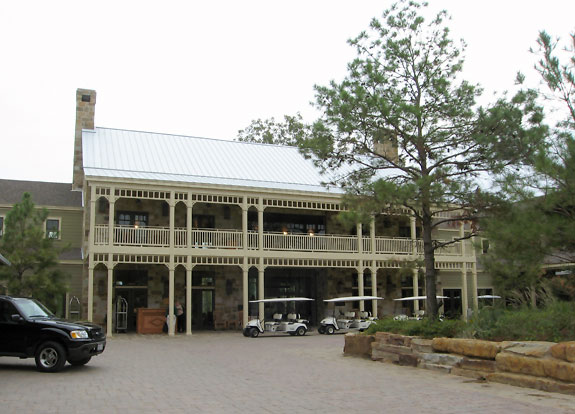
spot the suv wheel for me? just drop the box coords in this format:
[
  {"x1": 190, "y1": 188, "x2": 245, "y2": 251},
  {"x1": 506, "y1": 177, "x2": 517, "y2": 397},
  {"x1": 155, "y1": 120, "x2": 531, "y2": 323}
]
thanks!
[
  {"x1": 35, "y1": 341, "x2": 67, "y2": 373},
  {"x1": 68, "y1": 356, "x2": 92, "y2": 366}
]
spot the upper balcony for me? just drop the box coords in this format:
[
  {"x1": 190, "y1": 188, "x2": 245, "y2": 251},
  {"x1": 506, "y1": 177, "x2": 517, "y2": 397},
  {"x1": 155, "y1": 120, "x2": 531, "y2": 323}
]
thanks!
[{"x1": 93, "y1": 225, "x2": 466, "y2": 257}]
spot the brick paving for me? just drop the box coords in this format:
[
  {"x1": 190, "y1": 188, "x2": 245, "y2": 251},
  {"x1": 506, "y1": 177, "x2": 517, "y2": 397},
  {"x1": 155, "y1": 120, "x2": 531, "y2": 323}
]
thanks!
[{"x1": 1, "y1": 332, "x2": 575, "y2": 413}]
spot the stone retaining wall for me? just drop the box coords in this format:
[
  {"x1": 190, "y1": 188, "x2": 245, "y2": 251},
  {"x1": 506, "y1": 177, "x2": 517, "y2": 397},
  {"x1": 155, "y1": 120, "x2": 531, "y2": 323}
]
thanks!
[{"x1": 344, "y1": 333, "x2": 575, "y2": 395}]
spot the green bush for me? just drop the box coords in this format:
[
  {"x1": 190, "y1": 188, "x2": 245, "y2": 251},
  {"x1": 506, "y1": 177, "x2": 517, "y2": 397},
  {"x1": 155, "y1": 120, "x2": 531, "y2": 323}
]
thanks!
[
  {"x1": 467, "y1": 301, "x2": 575, "y2": 342},
  {"x1": 365, "y1": 317, "x2": 465, "y2": 339},
  {"x1": 366, "y1": 301, "x2": 575, "y2": 342}
]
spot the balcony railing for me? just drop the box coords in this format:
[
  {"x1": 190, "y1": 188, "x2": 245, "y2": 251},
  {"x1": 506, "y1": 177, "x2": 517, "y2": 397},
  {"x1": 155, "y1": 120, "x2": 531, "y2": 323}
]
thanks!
[{"x1": 93, "y1": 225, "x2": 468, "y2": 256}]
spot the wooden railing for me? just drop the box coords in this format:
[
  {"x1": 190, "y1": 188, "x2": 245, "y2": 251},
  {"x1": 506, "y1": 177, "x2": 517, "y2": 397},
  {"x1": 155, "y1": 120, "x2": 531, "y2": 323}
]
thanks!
[{"x1": 93, "y1": 225, "x2": 470, "y2": 256}]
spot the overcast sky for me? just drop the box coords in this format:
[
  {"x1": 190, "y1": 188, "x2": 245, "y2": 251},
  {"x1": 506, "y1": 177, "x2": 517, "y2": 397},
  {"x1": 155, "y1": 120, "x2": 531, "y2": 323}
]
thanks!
[{"x1": 1, "y1": 0, "x2": 574, "y2": 184}]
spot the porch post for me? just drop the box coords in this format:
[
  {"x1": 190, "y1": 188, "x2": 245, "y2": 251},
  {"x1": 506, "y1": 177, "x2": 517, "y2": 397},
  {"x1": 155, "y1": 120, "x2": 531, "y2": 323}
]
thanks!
[
  {"x1": 107, "y1": 190, "x2": 115, "y2": 247},
  {"x1": 186, "y1": 257, "x2": 192, "y2": 335},
  {"x1": 460, "y1": 222, "x2": 469, "y2": 321},
  {"x1": 371, "y1": 264, "x2": 378, "y2": 318},
  {"x1": 410, "y1": 216, "x2": 420, "y2": 313},
  {"x1": 357, "y1": 223, "x2": 364, "y2": 311},
  {"x1": 258, "y1": 265, "x2": 265, "y2": 319},
  {"x1": 107, "y1": 259, "x2": 114, "y2": 337},
  {"x1": 257, "y1": 199, "x2": 264, "y2": 251},
  {"x1": 412, "y1": 268, "x2": 420, "y2": 314},
  {"x1": 169, "y1": 193, "x2": 175, "y2": 248},
  {"x1": 186, "y1": 196, "x2": 193, "y2": 248},
  {"x1": 168, "y1": 257, "x2": 175, "y2": 336},
  {"x1": 472, "y1": 262, "x2": 479, "y2": 312},
  {"x1": 242, "y1": 201, "x2": 248, "y2": 250},
  {"x1": 242, "y1": 264, "x2": 249, "y2": 325},
  {"x1": 87, "y1": 258, "x2": 94, "y2": 322}
]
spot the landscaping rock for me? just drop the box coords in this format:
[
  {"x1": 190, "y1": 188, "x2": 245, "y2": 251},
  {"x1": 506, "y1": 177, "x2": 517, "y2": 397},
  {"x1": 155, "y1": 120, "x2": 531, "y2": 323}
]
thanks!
[
  {"x1": 450, "y1": 367, "x2": 489, "y2": 380},
  {"x1": 420, "y1": 352, "x2": 464, "y2": 367},
  {"x1": 496, "y1": 353, "x2": 546, "y2": 377},
  {"x1": 457, "y1": 357, "x2": 496, "y2": 373},
  {"x1": 501, "y1": 341, "x2": 555, "y2": 358},
  {"x1": 411, "y1": 338, "x2": 433, "y2": 353},
  {"x1": 487, "y1": 372, "x2": 575, "y2": 396},
  {"x1": 343, "y1": 333, "x2": 374, "y2": 358},
  {"x1": 419, "y1": 362, "x2": 452, "y2": 374},
  {"x1": 432, "y1": 338, "x2": 500, "y2": 359},
  {"x1": 551, "y1": 342, "x2": 575, "y2": 363}
]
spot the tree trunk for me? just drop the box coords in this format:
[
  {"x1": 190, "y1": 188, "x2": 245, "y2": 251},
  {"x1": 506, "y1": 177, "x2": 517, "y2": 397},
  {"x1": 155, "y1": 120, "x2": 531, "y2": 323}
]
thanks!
[{"x1": 422, "y1": 210, "x2": 438, "y2": 319}]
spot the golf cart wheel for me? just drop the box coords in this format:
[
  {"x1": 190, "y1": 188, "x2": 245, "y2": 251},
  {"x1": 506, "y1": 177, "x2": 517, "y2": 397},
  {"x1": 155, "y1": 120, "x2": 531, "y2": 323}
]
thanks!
[
  {"x1": 35, "y1": 341, "x2": 67, "y2": 373},
  {"x1": 295, "y1": 326, "x2": 306, "y2": 336},
  {"x1": 318, "y1": 326, "x2": 325, "y2": 334},
  {"x1": 326, "y1": 325, "x2": 335, "y2": 335},
  {"x1": 250, "y1": 328, "x2": 259, "y2": 338}
]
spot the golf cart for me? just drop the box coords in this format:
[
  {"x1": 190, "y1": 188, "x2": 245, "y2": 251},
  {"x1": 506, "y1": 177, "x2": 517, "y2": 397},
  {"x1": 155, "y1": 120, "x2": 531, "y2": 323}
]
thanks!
[
  {"x1": 243, "y1": 297, "x2": 314, "y2": 338},
  {"x1": 318, "y1": 295, "x2": 383, "y2": 335},
  {"x1": 393, "y1": 295, "x2": 448, "y2": 320}
]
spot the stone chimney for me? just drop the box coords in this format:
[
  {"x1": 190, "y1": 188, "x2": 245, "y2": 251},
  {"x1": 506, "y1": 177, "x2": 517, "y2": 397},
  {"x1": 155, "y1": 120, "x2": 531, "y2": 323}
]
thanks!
[
  {"x1": 373, "y1": 128, "x2": 399, "y2": 164},
  {"x1": 73, "y1": 89, "x2": 96, "y2": 190}
]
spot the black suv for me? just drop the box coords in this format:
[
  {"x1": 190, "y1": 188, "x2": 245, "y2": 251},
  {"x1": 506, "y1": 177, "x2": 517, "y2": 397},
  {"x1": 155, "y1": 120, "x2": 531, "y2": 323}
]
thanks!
[{"x1": 0, "y1": 295, "x2": 106, "y2": 372}]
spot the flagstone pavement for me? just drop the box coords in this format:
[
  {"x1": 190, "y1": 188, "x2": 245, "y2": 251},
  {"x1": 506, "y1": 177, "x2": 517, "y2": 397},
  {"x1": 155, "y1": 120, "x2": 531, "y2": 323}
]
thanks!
[{"x1": 1, "y1": 331, "x2": 575, "y2": 413}]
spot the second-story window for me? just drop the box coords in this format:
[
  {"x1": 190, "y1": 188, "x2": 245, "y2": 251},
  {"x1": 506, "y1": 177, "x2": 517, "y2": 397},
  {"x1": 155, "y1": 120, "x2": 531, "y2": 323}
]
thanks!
[
  {"x1": 117, "y1": 212, "x2": 148, "y2": 227},
  {"x1": 46, "y1": 219, "x2": 60, "y2": 239}
]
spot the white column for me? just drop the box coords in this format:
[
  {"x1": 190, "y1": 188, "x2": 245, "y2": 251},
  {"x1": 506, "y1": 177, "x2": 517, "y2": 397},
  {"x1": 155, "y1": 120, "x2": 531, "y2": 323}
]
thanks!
[
  {"x1": 371, "y1": 265, "x2": 378, "y2": 317},
  {"x1": 257, "y1": 200, "x2": 264, "y2": 251},
  {"x1": 186, "y1": 263, "x2": 192, "y2": 335},
  {"x1": 107, "y1": 261, "x2": 114, "y2": 337},
  {"x1": 472, "y1": 262, "x2": 479, "y2": 312},
  {"x1": 242, "y1": 203, "x2": 248, "y2": 250},
  {"x1": 242, "y1": 264, "x2": 249, "y2": 325},
  {"x1": 168, "y1": 259, "x2": 175, "y2": 336},
  {"x1": 107, "y1": 194, "x2": 115, "y2": 247},
  {"x1": 87, "y1": 260, "x2": 94, "y2": 322},
  {"x1": 187, "y1": 199, "x2": 193, "y2": 248},
  {"x1": 412, "y1": 268, "x2": 420, "y2": 313},
  {"x1": 169, "y1": 195, "x2": 175, "y2": 248},
  {"x1": 258, "y1": 266, "x2": 265, "y2": 319},
  {"x1": 460, "y1": 222, "x2": 469, "y2": 321},
  {"x1": 357, "y1": 223, "x2": 364, "y2": 311}
]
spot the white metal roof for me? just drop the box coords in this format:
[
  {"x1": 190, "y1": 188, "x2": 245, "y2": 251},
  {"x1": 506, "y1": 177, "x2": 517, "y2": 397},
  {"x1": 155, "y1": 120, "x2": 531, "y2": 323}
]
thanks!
[{"x1": 82, "y1": 128, "x2": 344, "y2": 194}]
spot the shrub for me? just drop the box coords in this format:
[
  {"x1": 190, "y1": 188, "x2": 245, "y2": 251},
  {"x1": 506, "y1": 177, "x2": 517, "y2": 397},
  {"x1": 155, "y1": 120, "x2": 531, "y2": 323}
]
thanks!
[{"x1": 365, "y1": 317, "x2": 465, "y2": 339}]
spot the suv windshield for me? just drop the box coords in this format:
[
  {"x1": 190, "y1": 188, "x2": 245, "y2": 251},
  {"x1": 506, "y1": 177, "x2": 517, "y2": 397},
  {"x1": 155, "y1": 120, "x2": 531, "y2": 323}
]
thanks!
[{"x1": 14, "y1": 298, "x2": 54, "y2": 318}]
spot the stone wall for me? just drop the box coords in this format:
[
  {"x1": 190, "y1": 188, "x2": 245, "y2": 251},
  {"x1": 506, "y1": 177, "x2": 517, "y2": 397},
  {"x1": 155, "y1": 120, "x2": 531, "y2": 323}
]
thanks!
[{"x1": 344, "y1": 333, "x2": 575, "y2": 395}]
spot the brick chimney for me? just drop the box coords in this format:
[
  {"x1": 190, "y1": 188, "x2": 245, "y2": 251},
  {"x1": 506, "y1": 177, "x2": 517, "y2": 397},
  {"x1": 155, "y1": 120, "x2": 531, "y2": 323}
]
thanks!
[
  {"x1": 373, "y1": 128, "x2": 399, "y2": 164},
  {"x1": 73, "y1": 89, "x2": 96, "y2": 190}
]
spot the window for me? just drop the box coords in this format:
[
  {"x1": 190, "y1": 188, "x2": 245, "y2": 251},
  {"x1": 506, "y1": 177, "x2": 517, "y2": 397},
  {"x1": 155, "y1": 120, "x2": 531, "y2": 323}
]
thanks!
[
  {"x1": 0, "y1": 216, "x2": 3, "y2": 237},
  {"x1": 46, "y1": 218, "x2": 60, "y2": 239},
  {"x1": 481, "y1": 239, "x2": 489, "y2": 254},
  {"x1": 117, "y1": 212, "x2": 148, "y2": 227}
]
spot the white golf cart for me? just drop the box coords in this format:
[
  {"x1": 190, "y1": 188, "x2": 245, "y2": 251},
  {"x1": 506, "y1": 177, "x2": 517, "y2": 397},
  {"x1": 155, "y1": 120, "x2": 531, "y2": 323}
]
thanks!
[
  {"x1": 243, "y1": 297, "x2": 314, "y2": 338},
  {"x1": 393, "y1": 295, "x2": 448, "y2": 320},
  {"x1": 318, "y1": 295, "x2": 383, "y2": 335}
]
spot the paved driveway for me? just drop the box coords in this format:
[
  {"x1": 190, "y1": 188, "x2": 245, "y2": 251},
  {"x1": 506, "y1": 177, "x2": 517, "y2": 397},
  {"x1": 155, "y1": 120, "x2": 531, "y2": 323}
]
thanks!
[{"x1": 1, "y1": 332, "x2": 575, "y2": 413}]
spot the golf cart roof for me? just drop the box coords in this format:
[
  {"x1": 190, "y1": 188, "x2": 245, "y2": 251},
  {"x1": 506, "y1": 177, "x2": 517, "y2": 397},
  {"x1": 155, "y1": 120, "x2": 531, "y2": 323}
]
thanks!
[
  {"x1": 393, "y1": 295, "x2": 448, "y2": 301},
  {"x1": 477, "y1": 295, "x2": 501, "y2": 299},
  {"x1": 249, "y1": 297, "x2": 315, "y2": 303},
  {"x1": 324, "y1": 296, "x2": 384, "y2": 303}
]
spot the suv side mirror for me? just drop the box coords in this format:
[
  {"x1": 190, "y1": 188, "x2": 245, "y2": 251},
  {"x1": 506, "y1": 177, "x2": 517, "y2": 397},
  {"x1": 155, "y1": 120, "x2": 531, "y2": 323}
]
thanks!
[{"x1": 11, "y1": 314, "x2": 24, "y2": 322}]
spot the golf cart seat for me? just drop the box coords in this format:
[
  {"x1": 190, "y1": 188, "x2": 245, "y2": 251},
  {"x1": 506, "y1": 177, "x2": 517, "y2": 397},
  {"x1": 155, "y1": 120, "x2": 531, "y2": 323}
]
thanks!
[
  {"x1": 358, "y1": 311, "x2": 369, "y2": 320},
  {"x1": 272, "y1": 313, "x2": 283, "y2": 323},
  {"x1": 345, "y1": 311, "x2": 356, "y2": 319},
  {"x1": 287, "y1": 313, "x2": 299, "y2": 323}
]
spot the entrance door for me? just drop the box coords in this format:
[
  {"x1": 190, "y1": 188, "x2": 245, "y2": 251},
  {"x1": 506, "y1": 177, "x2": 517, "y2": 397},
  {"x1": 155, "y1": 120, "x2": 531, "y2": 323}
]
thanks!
[
  {"x1": 115, "y1": 287, "x2": 148, "y2": 332},
  {"x1": 442, "y1": 289, "x2": 462, "y2": 319},
  {"x1": 192, "y1": 289, "x2": 214, "y2": 330}
]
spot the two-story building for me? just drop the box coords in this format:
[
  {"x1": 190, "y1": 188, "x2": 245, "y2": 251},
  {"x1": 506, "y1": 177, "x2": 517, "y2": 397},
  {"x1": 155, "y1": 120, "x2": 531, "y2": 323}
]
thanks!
[
  {"x1": 0, "y1": 179, "x2": 84, "y2": 317},
  {"x1": 70, "y1": 89, "x2": 493, "y2": 336}
]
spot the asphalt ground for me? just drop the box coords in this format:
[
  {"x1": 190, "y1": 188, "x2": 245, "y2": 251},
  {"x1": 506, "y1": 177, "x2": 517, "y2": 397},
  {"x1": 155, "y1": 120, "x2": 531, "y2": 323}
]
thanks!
[{"x1": 1, "y1": 331, "x2": 575, "y2": 414}]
